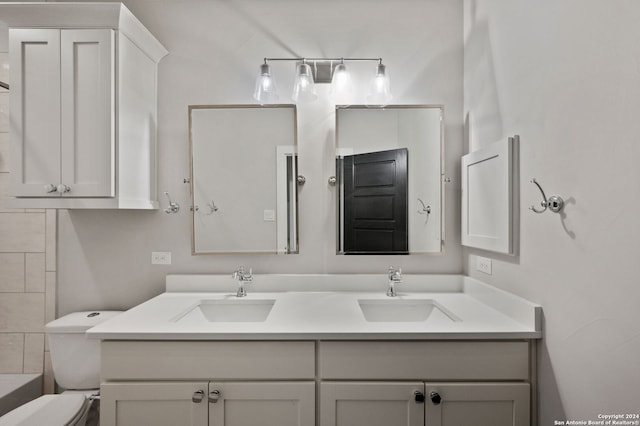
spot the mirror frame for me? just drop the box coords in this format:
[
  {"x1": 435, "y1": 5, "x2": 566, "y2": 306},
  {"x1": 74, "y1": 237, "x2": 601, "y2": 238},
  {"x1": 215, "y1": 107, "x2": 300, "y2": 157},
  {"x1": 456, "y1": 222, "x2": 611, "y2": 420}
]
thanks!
[
  {"x1": 188, "y1": 104, "x2": 299, "y2": 255},
  {"x1": 334, "y1": 104, "x2": 445, "y2": 255}
]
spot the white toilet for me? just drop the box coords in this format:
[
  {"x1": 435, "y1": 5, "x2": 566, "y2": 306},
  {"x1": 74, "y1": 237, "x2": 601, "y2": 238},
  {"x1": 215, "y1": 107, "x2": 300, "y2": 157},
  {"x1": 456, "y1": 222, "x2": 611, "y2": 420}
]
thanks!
[{"x1": 0, "y1": 311, "x2": 122, "y2": 426}]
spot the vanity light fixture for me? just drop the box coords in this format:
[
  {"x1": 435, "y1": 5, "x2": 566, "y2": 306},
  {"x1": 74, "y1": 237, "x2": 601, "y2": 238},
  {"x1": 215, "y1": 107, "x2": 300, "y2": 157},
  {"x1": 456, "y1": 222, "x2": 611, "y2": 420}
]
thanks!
[
  {"x1": 253, "y1": 57, "x2": 391, "y2": 104},
  {"x1": 292, "y1": 61, "x2": 317, "y2": 103},
  {"x1": 253, "y1": 62, "x2": 279, "y2": 103},
  {"x1": 330, "y1": 60, "x2": 353, "y2": 104}
]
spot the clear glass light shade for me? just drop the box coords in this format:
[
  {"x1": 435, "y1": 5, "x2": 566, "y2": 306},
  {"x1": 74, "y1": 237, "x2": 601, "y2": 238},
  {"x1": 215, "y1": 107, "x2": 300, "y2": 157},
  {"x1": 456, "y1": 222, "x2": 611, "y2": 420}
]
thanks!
[
  {"x1": 292, "y1": 63, "x2": 317, "y2": 103},
  {"x1": 366, "y1": 63, "x2": 392, "y2": 105},
  {"x1": 253, "y1": 63, "x2": 279, "y2": 103},
  {"x1": 330, "y1": 63, "x2": 353, "y2": 104}
]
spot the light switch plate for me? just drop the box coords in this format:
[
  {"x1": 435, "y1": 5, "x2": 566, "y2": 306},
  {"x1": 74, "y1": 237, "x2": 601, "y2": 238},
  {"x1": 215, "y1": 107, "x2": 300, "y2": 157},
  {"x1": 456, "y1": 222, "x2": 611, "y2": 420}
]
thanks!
[
  {"x1": 476, "y1": 256, "x2": 492, "y2": 275},
  {"x1": 263, "y1": 209, "x2": 276, "y2": 222}
]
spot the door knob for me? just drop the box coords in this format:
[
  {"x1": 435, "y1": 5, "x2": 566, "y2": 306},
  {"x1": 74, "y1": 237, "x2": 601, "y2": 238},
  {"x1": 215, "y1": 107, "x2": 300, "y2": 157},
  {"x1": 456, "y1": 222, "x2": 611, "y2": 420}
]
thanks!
[
  {"x1": 429, "y1": 391, "x2": 442, "y2": 405},
  {"x1": 208, "y1": 390, "x2": 221, "y2": 403},
  {"x1": 44, "y1": 184, "x2": 58, "y2": 193},
  {"x1": 57, "y1": 184, "x2": 71, "y2": 193},
  {"x1": 192, "y1": 390, "x2": 205, "y2": 403},
  {"x1": 414, "y1": 390, "x2": 425, "y2": 403}
]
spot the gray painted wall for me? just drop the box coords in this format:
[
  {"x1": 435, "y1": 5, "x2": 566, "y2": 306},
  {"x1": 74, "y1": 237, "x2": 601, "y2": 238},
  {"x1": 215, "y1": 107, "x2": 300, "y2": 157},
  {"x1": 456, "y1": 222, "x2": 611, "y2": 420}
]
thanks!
[
  {"x1": 51, "y1": 0, "x2": 464, "y2": 313},
  {"x1": 3, "y1": 0, "x2": 638, "y2": 420},
  {"x1": 463, "y1": 0, "x2": 640, "y2": 420}
]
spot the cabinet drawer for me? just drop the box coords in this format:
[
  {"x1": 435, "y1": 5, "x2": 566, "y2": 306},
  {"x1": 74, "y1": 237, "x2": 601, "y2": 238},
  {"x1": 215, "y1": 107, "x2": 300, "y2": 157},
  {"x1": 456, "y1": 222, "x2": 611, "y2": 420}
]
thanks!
[
  {"x1": 102, "y1": 341, "x2": 315, "y2": 380},
  {"x1": 318, "y1": 341, "x2": 529, "y2": 380}
]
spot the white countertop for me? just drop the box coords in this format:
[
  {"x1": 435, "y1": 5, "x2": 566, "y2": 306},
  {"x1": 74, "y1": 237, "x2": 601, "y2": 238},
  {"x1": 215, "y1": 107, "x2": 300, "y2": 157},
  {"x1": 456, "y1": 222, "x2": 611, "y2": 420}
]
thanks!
[{"x1": 86, "y1": 274, "x2": 542, "y2": 340}]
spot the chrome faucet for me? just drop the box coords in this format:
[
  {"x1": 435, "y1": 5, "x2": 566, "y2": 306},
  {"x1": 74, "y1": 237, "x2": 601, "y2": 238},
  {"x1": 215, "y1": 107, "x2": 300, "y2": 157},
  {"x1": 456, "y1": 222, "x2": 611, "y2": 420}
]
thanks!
[
  {"x1": 387, "y1": 266, "x2": 402, "y2": 297},
  {"x1": 232, "y1": 266, "x2": 253, "y2": 297}
]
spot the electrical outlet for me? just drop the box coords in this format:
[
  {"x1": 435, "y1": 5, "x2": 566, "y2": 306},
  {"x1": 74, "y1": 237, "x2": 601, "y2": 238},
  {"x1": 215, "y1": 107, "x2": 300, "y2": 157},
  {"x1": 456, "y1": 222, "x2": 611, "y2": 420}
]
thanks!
[
  {"x1": 152, "y1": 252, "x2": 171, "y2": 265},
  {"x1": 476, "y1": 256, "x2": 492, "y2": 275}
]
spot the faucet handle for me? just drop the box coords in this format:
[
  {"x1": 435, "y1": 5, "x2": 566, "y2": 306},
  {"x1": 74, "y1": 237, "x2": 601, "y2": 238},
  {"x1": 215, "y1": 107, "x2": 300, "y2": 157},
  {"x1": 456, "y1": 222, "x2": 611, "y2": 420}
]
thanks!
[
  {"x1": 232, "y1": 266, "x2": 245, "y2": 279},
  {"x1": 232, "y1": 266, "x2": 253, "y2": 282},
  {"x1": 388, "y1": 266, "x2": 402, "y2": 280},
  {"x1": 243, "y1": 268, "x2": 253, "y2": 282}
]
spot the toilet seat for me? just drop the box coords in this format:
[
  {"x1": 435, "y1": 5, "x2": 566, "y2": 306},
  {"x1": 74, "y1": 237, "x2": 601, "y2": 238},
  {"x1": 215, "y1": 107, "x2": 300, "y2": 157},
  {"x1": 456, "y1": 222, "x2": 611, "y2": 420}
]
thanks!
[{"x1": 0, "y1": 394, "x2": 91, "y2": 426}]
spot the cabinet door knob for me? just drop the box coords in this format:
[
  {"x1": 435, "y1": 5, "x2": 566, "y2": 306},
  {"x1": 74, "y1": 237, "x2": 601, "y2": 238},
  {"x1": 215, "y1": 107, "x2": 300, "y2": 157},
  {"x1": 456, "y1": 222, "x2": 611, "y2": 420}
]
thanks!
[
  {"x1": 429, "y1": 391, "x2": 442, "y2": 405},
  {"x1": 44, "y1": 184, "x2": 58, "y2": 193},
  {"x1": 57, "y1": 184, "x2": 71, "y2": 193},
  {"x1": 192, "y1": 390, "x2": 205, "y2": 403},
  {"x1": 208, "y1": 390, "x2": 221, "y2": 403},
  {"x1": 414, "y1": 390, "x2": 425, "y2": 403}
]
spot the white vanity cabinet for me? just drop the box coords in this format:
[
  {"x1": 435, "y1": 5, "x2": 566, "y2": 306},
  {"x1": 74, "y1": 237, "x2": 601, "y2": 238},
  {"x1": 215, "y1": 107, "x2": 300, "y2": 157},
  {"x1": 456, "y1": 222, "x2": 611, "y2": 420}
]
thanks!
[
  {"x1": 100, "y1": 339, "x2": 535, "y2": 426},
  {"x1": 101, "y1": 381, "x2": 315, "y2": 426},
  {"x1": 320, "y1": 382, "x2": 425, "y2": 426},
  {"x1": 424, "y1": 382, "x2": 530, "y2": 426},
  {"x1": 101, "y1": 381, "x2": 209, "y2": 426},
  {"x1": 320, "y1": 382, "x2": 529, "y2": 426},
  {"x1": 99, "y1": 341, "x2": 317, "y2": 426},
  {"x1": 318, "y1": 341, "x2": 532, "y2": 426},
  {"x1": 0, "y1": 3, "x2": 167, "y2": 209}
]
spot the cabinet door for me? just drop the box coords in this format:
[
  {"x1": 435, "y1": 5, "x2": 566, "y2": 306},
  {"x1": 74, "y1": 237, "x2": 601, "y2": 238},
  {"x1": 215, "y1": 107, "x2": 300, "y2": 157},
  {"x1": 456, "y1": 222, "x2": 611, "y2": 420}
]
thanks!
[
  {"x1": 425, "y1": 382, "x2": 530, "y2": 426},
  {"x1": 208, "y1": 382, "x2": 315, "y2": 426},
  {"x1": 8, "y1": 29, "x2": 61, "y2": 197},
  {"x1": 100, "y1": 381, "x2": 208, "y2": 426},
  {"x1": 320, "y1": 382, "x2": 424, "y2": 426},
  {"x1": 60, "y1": 29, "x2": 115, "y2": 197}
]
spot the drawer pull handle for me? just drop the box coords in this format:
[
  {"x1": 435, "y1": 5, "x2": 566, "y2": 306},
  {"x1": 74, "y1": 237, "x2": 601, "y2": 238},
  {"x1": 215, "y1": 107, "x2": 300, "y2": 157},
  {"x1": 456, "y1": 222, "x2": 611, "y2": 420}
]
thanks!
[
  {"x1": 192, "y1": 390, "x2": 205, "y2": 403},
  {"x1": 430, "y1": 391, "x2": 442, "y2": 405},
  {"x1": 414, "y1": 390, "x2": 425, "y2": 403},
  {"x1": 209, "y1": 390, "x2": 221, "y2": 403}
]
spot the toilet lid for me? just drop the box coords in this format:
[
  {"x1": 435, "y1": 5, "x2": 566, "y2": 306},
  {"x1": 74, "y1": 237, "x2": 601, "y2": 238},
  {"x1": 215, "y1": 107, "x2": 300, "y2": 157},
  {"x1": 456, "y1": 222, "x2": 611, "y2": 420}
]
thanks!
[{"x1": 0, "y1": 394, "x2": 89, "y2": 426}]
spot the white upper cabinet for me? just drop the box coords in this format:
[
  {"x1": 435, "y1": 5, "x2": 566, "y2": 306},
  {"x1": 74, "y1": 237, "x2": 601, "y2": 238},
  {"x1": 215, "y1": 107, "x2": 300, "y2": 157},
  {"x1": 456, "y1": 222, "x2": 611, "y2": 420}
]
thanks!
[{"x1": 1, "y1": 3, "x2": 168, "y2": 209}]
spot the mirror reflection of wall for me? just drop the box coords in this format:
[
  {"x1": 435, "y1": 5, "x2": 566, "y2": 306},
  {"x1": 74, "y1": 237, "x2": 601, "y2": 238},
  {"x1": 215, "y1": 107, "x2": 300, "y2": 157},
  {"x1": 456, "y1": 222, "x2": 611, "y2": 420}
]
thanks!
[
  {"x1": 335, "y1": 105, "x2": 444, "y2": 255},
  {"x1": 189, "y1": 105, "x2": 298, "y2": 254}
]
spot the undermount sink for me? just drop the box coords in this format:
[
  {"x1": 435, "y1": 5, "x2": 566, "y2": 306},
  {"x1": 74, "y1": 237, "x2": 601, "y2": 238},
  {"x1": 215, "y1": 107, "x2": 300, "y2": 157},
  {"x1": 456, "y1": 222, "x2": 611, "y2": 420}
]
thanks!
[
  {"x1": 178, "y1": 299, "x2": 276, "y2": 322},
  {"x1": 358, "y1": 299, "x2": 459, "y2": 322}
]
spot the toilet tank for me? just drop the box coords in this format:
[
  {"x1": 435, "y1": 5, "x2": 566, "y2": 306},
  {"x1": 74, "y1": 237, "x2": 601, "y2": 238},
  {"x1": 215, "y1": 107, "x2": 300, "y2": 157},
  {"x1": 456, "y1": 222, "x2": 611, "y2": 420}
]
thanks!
[{"x1": 45, "y1": 311, "x2": 123, "y2": 390}]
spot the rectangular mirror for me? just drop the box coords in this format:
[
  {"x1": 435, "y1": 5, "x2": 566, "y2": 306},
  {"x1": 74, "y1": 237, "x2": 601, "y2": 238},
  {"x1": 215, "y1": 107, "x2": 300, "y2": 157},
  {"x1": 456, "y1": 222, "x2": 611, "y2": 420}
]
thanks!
[
  {"x1": 189, "y1": 105, "x2": 298, "y2": 254},
  {"x1": 335, "y1": 105, "x2": 444, "y2": 254}
]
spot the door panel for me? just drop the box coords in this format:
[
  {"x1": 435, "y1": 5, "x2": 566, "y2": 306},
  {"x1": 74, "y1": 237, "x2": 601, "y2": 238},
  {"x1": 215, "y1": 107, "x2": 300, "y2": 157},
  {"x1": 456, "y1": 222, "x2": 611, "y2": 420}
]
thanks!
[
  {"x1": 209, "y1": 382, "x2": 315, "y2": 426},
  {"x1": 425, "y1": 382, "x2": 530, "y2": 426},
  {"x1": 60, "y1": 29, "x2": 114, "y2": 197},
  {"x1": 100, "y1": 382, "x2": 208, "y2": 426},
  {"x1": 320, "y1": 382, "x2": 424, "y2": 426},
  {"x1": 8, "y1": 29, "x2": 61, "y2": 197},
  {"x1": 343, "y1": 148, "x2": 408, "y2": 253}
]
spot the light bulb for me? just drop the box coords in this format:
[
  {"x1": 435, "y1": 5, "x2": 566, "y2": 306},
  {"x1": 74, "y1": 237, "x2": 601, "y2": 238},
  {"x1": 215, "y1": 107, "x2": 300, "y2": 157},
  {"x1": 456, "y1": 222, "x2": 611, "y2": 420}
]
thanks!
[
  {"x1": 366, "y1": 63, "x2": 392, "y2": 105},
  {"x1": 330, "y1": 62, "x2": 353, "y2": 104},
  {"x1": 253, "y1": 63, "x2": 279, "y2": 103},
  {"x1": 292, "y1": 62, "x2": 317, "y2": 103}
]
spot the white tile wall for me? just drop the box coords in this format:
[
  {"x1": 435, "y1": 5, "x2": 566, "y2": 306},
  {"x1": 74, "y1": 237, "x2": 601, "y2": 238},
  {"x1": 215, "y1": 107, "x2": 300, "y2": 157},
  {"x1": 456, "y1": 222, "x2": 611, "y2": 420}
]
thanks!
[
  {"x1": 0, "y1": 52, "x2": 56, "y2": 394},
  {"x1": 23, "y1": 334, "x2": 44, "y2": 374},
  {"x1": 0, "y1": 214, "x2": 46, "y2": 252},
  {"x1": 0, "y1": 294, "x2": 45, "y2": 333},
  {"x1": 0, "y1": 253, "x2": 24, "y2": 292},
  {"x1": 25, "y1": 253, "x2": 45, "y2": 293},
  {"x1": 0, "y1": 334, "x2": 23, "y2": 372},
  {"x1": 0, "y1": 132, "x2": 7, "y2": 173},
  {"x1": 0, "y1": 93, "x2": 7, "y2": 132}
]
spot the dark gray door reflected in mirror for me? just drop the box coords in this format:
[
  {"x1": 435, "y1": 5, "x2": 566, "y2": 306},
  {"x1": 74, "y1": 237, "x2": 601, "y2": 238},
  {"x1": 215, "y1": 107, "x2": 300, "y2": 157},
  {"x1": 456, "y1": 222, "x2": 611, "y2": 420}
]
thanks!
[
  {"x1": 342, "y1": 149, "x2": 408, "y2": 254},
  {"x1": 335, "y1": 105, "x2": 444, "y2": 255}
]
